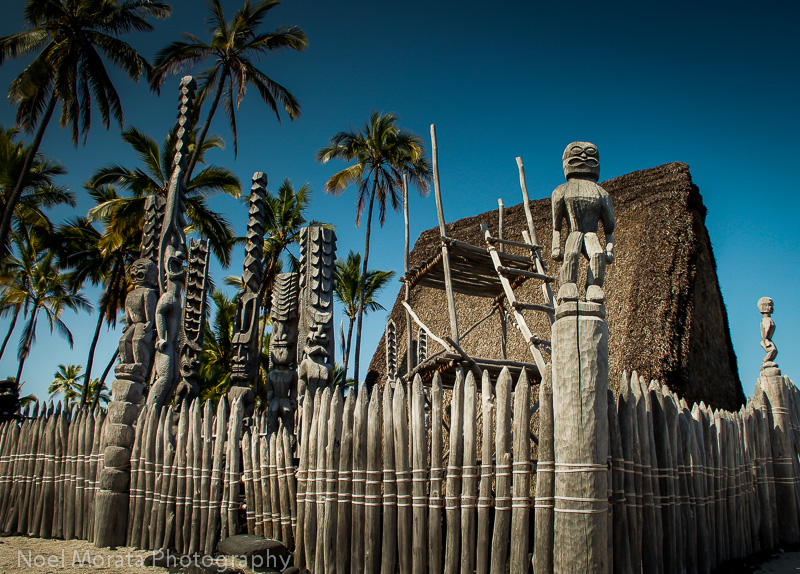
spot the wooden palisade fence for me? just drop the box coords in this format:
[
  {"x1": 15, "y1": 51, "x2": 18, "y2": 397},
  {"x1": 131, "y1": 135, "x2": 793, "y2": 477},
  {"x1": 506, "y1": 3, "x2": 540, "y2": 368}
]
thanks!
[
  {"x1": 1, "y1": 366, "x2": 800, "y2": 573},
  {"x1": 0, "y1": 403, "x2": 106, "y2": 541}
]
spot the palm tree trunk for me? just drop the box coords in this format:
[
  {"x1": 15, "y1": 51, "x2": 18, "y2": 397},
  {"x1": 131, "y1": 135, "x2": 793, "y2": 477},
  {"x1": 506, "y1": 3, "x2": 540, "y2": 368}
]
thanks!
[
  {"x1": 0, "y1": 94, "x2": 58, "y2": 259},
  {"x1": 0, "y1": 307, "x2": 20, "y2": 362},
  {"x1": 353, "y1": 188, "x2": 376, "y2": 386},
  {"x1": 81, "y1": 307, "x2": 106, "y2": 405},
  {"x1": 342, "y1": 315, "x2": 355, "y2": 384},
  {"x1": 92, "y1": 347, "x2": 119, "y2": 409},
  {"x1": 15, "y1": 311, "x2": 38, "y2": 384},
  {"x1": 184, "y1": 69, "x2": 227, "y2": 184}
]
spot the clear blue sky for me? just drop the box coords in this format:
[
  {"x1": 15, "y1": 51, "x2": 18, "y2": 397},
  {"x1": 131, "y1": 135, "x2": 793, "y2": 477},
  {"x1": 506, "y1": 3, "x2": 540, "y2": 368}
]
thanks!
[{"x1": 0, "y1": 0, "x2": 797, "y2": 403}]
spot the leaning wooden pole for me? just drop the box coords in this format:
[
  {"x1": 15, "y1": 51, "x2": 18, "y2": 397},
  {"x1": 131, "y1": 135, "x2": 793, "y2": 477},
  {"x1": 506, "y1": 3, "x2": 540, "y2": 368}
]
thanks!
[
  {"x1": 430, "y1": 124, "x2": 459, "y2": 345},
  {"x1": 404, "y1": 174, "x2": 414, "y2": 377}
]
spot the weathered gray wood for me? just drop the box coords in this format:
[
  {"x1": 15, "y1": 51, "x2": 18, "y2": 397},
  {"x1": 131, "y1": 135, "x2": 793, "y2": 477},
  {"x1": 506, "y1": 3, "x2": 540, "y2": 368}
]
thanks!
[
  {"x1": 303, "y1": 391, "x2": 321, "y2": 569},
  {"x1": 158, "y1": 406, "x2": 176, "y2": 549},
  {"x1": 510, "y1": 369, "x2": 531, "y2": 574},
  {"x1": 460, "y1": 371, "x2": 478, "y2": 574},
  {"x1": 323, "y1": 387, "x2": 343, "y2": 572},
  {"x1": 616, "y1": 374, "x2": 640, "y2": 572},
  {"x1": 690, "y1": 404, "x2": 711, "y2": 573},
  {"x1": 205, "y1": 398, "x2": 228, "y2": 554},
  {"x1": 277, "y1": 423, "x2": 293, "y2": 547},
  {"x1": 381, "y1": 383, "x2": 397, "y2": 574},
  {"x1": 88, "y1": 408, "x2": 104, "y2": 542},
  {"x1": 269, "y1": 431, "x2": 282, "y2": 541},
  {"x1": 281, "y1": 426, "x2": 297, "y2": 535},
  {"x1": 410, "y1": 375, "x2": 428, "y2": 574},
  {"x1": 477, "y1": 370, "x2": 495, "y2": 574},
  {"x1": 609, "y1": 389, "x2": 632, "y2": 574},
  {"x1": 227, "y1": 399, "x2": 244, "y2": 537},
  {"x1": 394, "y1": 381, "x2": 412, "y2": 574},
  {"x1": 260, "y1": 434, "x2": 273, "y2": 540},
  {"x1": 365, "y1": 387, "x2": 382, "y2": 573},
  {"x1": 127, "y1": 405, "x2": 145, "y2": 546},
  {"x1": 188, "y1": 400, "x2": 201, "y2": 555},
  {"x1": 429, "y1": 372, "x2": 444, "y2": 574},
  {"x1": 174, "y1": 404, "x2": 189, "y2": 549},
  {"x1": 242, "y1": 430, "x2": 255, "y2": 534},
  {"x1": 533, "y1": 364, "x2": 555, "y2": 573},
  {"x1": 295, "y1": 390, "x2": 313, "y2": 569},
  {"x1": 337, "y1": 390, "x2": 356, "y2": 574},
  {"x1": 199, "y1": 400, "x2": 213, "y2": 552},
  {"x1": 430, "y1": 124, "x2": 460, "y2": 344},
  {"x1": 250, "y1": 428, "x2": 263, "y2": 537},
  {"x1": 313, "y1": 388, "x2": 331, "y2": 573},
  {"x1": 490, "y1": 367, "x2": 512, "y2": 574},
  {"x1": 650, "y1": 385, "x2": 676, "y2": 573},
  {"x1": 444, "y1": 369, "x2": 464, "y2": 574}
]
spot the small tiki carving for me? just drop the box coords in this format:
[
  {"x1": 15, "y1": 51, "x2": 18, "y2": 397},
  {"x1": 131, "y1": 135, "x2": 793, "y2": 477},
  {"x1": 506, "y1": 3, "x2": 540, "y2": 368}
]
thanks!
[
  {"x1": 115, "y1": 258, "x2": 159, "y2": 383},
  {"x1": 267, "y1": 272, "x2": 299, "y2": 433},
  {"x1": 758, "y1": 297, "x2": 781, "y2": 376},
  {"x1": 176, "y1": 239, "x2": 210, "y2": 404},
  {"x1": 551, "y1": 141, "x2": 616, "y2": 304}
]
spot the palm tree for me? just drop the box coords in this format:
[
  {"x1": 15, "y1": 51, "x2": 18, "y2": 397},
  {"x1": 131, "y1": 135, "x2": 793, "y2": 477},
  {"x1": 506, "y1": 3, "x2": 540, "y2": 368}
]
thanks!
[
  {"x1": 317, "y1": 112, "x2": 431, "y2": 384},
  {"x1": 55, "y1": 208, "x2": 139, "y2": 404},
  {"x1": 88, "y1": 126, "x2": 241, "y2": 266},
  {"x1": 0, "y1": 126, "x2": 74, "y2": 255},
  {"x1": 87, "y1": 378, "x2": 110, "y2": 407},
  {"x1": 48, "y1": 363, "x2": 84, "y2": 404},
  {"x1": 150, "y1": 0, "x2": 307, "y2": 181},
  {"x1": 3, "y1": 237, "x2": 91, "y2": 382},
  {"x1": 0, "y1": 0, "x2": 171, "y2": 257},
  {"x1": 334, "y1": 250, "x2": 395, "y2": 384},
  {"x1": 200, "y1": 290, "x2": 237, "y2": 405}
]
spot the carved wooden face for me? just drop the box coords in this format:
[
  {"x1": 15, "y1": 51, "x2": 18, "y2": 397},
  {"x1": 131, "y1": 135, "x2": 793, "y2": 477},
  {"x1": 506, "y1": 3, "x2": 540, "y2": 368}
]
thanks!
[
  {"x1": 130, "y1": 259, "x2": 157, "y2": 288},
  {"x1": 562, "y1": 141, "x2": 600, "y2": 181},
  {"x1": 758, "y1": 297, "x2": 774, "y2": 314}
]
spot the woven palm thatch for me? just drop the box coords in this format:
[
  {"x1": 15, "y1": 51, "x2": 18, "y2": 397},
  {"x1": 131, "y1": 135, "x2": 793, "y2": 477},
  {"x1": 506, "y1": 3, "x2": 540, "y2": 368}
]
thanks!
[{"x1": 367, "y1": 162, "x2": 745, "y2": 411}]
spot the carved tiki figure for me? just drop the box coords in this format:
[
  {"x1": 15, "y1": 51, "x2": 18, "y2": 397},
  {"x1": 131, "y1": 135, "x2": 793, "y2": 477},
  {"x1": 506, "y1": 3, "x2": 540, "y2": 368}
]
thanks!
[
  {"x1": 175, "y1": 239, "x2": 210, "y2": 405},
  {"x1": 115, "y1": 258, "x2": 159, "y2": 382},
  {"x1": 148, "y1": 246, "x2": 185, "y2": 406},
  {"x1": 298, "y1": 312, "x2": 334, "y2": 398},
  {"x1": 551, "y1": 141, "x2": 616, "y2": 304},
  {"x1": 758, "y1": 296, "x2": 779, "y2": 369},
  {"x1": 267, "y1": 272, "x2": 299, "y2": 433}
]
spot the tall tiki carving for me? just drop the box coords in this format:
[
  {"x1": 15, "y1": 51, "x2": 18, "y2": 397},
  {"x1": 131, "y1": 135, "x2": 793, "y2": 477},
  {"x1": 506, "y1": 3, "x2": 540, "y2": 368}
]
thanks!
[
  {"x1": 229, "y1": 173, "x2": 268, "y2": 415},
  {"x1": 297, "y1": 225, "x2": 336, "y2": 400},
  {"x1": 267, "y1": 272, "x2": 299, "y2": 434},
  {"x1": 176, "y1": 238, "x2": 210, "y2": 404},
  {"x1": 147, "y1": 76, "x2": 194, "y2": 407},
  {"x1": 95, "y1": 76, "x2": 196, "y2": 547}
]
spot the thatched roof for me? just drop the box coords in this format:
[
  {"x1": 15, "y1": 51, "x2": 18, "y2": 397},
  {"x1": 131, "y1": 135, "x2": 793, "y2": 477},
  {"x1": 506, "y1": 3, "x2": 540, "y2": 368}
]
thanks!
[{"x1": 367, "y1": 162, "x2": 745, "y2": 411}]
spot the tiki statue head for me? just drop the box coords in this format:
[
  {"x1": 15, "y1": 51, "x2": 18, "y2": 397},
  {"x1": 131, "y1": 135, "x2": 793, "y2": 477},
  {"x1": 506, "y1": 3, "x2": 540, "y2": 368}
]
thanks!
[
  {"x1": 758, "y1": 297, "x2": 774, "y2": 315},
  {"x1": 562, "y1": 141, "x2": 600, "y2": 181},
  {"x1": 130, "y1": 259, "x2": 158, "y2": 288}
]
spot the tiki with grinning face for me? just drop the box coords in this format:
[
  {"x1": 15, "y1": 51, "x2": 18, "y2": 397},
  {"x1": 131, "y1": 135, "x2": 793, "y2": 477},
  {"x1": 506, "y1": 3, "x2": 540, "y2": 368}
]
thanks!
[{"x1": 551, "y1": 141, "x2": 616, "y2": 304}]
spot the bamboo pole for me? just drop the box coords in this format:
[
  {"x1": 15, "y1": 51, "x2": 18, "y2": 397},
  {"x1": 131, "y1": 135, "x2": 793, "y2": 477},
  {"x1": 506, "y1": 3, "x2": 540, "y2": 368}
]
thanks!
[
  {"x1": 430, "y1": 124, "x2": 459, "y2": 344},
  {"x1": 444, "y1": 369, "x2": 464, "y2": 574},
  {"x1": 476, "y1": 370, "x2": 495, "y2": 574},
  {"x1": 404, "y1": 173, "x2": 414, "y2": 377}
]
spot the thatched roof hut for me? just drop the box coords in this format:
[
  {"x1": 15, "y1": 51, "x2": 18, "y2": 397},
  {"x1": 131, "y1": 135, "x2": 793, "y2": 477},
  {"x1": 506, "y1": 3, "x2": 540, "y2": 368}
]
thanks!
[{"x1": 367, "y1": 162, "x2": 746, "y2": 411}]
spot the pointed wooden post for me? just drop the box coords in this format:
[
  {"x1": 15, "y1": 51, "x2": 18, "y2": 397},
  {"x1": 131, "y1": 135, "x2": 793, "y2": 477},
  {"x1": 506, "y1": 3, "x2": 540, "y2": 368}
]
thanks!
[{"x1": 404, "y1": 174, "x2": 415, "y2": 377}]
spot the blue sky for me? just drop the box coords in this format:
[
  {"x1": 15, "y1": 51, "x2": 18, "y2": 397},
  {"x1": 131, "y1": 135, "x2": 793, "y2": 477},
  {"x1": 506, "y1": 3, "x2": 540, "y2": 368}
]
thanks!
[{"x1": 0, "y1": 0, "x2": 797, "y2": 403}]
